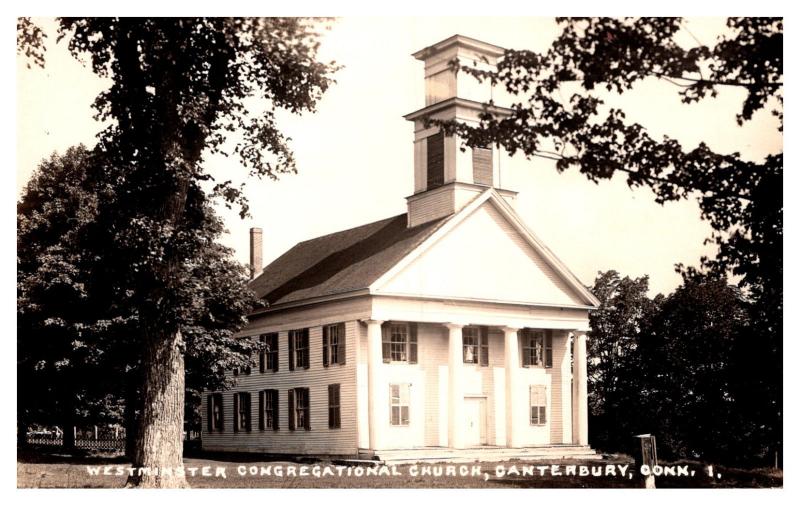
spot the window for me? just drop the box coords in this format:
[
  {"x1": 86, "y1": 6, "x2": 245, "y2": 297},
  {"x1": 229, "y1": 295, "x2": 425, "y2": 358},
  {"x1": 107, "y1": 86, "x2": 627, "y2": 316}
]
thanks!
[
  {"x1": 288, "y1": 329, "x2": 310, "y2": 370},
  {"x1": 288, "y1": 387, "x2": 310, "y2": 430},
  {"x1": 233, "y1": 392, "x2": 251, "y2": 432},
  {"x1": 381, "y1": 322, "x2": 418, "y2": 364},
  {"x1": 463, "y1": 326, "x2": 489, "y2": 365},
  {"x1": 259, "y1": 333, "x2": 279, "y2": 373},
  {"x1": 472, "y1": 146, "x2": 493, "y2": 186},
  {"x1": 521, "y1": 329, "x2": 553, "y2": 368},
  {"x1": 390, "y1": 384, "x2": 410, "y2": 426},
  {"x1": 259, "y1": 389, "x2": 279, "y2": 430},
  {"x1": 207, "y1": 393, "x2": 224, "y2": 432},
  {"x1": 328, "y1": 384, "x2": 341, "y2": 429},
  {"x1": 426, "y1": 131, "x2": 444, "y2": 189},
  {"x1": 323, "y1": 323, "x2": 346, "y2": 366},
  {"x1": 530, "y1": 385, "x2": 547, "y2": 425}
]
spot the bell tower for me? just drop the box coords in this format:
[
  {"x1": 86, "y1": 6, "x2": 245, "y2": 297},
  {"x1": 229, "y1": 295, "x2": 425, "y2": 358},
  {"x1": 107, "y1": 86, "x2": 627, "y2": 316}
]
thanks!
[{"x1": 404, "y1": 35, "x2": 517, "y2": 228}]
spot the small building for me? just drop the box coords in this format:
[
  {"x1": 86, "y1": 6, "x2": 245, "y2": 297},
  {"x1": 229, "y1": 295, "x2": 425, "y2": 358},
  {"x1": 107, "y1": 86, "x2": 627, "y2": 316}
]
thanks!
[{"x1": 201, "y1": 35, "x2": 599, "y2": 462}]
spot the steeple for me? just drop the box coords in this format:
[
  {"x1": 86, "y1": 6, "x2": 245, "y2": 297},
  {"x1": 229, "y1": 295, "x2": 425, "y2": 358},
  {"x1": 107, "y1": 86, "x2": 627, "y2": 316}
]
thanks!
[{"x1": 404, "y1": 35, "x2": 517, "y2": 228}]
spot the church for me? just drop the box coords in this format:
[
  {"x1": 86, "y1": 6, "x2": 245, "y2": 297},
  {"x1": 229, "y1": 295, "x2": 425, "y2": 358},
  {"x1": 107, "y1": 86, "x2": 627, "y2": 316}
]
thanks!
[{"x1": 201, "y1": 35, "x2": 600, "y2": 463}]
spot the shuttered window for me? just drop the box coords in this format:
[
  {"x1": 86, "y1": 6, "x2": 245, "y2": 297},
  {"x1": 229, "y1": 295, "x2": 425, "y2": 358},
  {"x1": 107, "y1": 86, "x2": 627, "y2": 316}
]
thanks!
[
  {"x1": 426, "y1": 131, "x2": 444, "y2": 189},
  {"x1": 288, "y1": 329, "x2": 310, "y2": 370},
  {"x1": 463, "y1": 326, "x2": 480, "y2": 364},
  {"x1": 259, "y1": 333, "x2": 279, "y2": 373},
  {"x1": 233, "y1": 392, "x2": 252, "y2": 432},
  {"x1": 521, "y1": 329, "x2": 553, "y2": 368},
  {"x1": 207, "y1": 393, "x2": 224, "y2": 432},
  {"x1": 259, "y1": 389, "x2": 279, "y2": 430},
  {"x1": 328, "y1": 384, "x2": 341, "y2": 429},
  {"x1": 288, "y1": 387, "x2": 310, "y2": 431},
  {"x1": 381, "y1": 322, "x2": 418, "y2": 364},
  {"x1": 389, "y1": 384, "x2": 411, "y2": 426},
  {"x1": 472, "y1": 146, "x2": 493, "y2": 186},
  {"x1": 530, "y1": 385, "x2": 547, "y2": 425},
  {"x1": 323, "y1": 323, "x2": 346, "y2": 366}
]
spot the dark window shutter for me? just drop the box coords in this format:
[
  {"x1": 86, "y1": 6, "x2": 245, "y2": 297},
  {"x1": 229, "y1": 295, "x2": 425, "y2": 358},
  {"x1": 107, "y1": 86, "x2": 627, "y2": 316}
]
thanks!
[
  {"x1": 272, "y1": 333, "x2": 279, "y2": 372},
  {"x1": 426, "y1": 131, "x2": 444, "y2": 189},
  {"x1": 272, "y1": 390, "x2": 280, "y2": 431},
  {"x1": 328, "y1": 385, "x2": 334, "y2": 428},
  {"x1": 521, "y1": 332, "x2": 530, "y2": 367},
  {"x1": 259, "y1": 334, "x2": 266, "y2": 373},
  {"x1": 233, "y1": 393, "x2": 240, "y2": 432},
  {"x1": 303, "y1": 330, "x2": 310, "y2": 369},
  {"x1": 288, "y1": 331, "x2": 295, "y2": 371},
  {"x1": 259, "y1": 390, "x2": 265, "y2": 431},
  {"x1": 322, "y1": 325, "x2": 329, "y2": 367},
  {"x1": 288, "y1": 389, "x2": 296, "y2": 431},
  {"x1": 409, "y1": 323, "x2": 418, "y2": 364},
  {"x1": 305, "y1": 388, "x2": 311, "y2": 431},
  {"x1": 244, "y1": 393, "x2": 251, "y2": 432},
  {"x1": 472, "y1": 146, "x2": 493, "y2": 186},
  {"x1": 480, "y1": 326, "x2": 489, "y2": 366},
  {"x1": 381, "y1": 323, "x2": 391, "y2": 363},
  {"x1": 339, "y1": 322, "x2": 346, "y2": 365},
  {"x1": 207, "y1": 395, "x2": 213, "y2": 432},
  {"x1": 545, "y1": 331, "x2": 553, "y2": 368},
  {"x1": 217, "y1": 395, "x2": 224, "y2": 432}
]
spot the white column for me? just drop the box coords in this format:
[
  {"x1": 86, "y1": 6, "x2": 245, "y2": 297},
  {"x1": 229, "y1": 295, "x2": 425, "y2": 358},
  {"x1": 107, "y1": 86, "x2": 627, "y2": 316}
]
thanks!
[
  {"x1": 572, "y1": 330, "x2": 589, "y2": 446},
  {"x1": 445, "y1": 323, "x2": 465, "y2": 449},
  {"x1": 503, "y1": 326, "x2": 521, "y2": 448},
  {"x1": 365, "y1": 319, "x2": 385, "y2": 450},
  {"x1": 560, "y1": 331, "x2": 573, "y2": 444}
]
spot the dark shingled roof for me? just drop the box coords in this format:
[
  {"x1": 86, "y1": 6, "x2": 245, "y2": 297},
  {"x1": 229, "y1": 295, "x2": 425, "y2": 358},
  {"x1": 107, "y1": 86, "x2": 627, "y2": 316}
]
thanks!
[{"x1": 249, "y1": 213, "x2": 450, "y2": 306}]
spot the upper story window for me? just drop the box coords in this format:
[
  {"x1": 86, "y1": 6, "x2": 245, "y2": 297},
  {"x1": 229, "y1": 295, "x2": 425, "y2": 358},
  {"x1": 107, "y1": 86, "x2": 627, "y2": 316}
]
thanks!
[
  {"x1": 382, "y1": 322, "x2": 418, "y2": 364},
  {"x1": 426, "y1": 131, "x2": 444, "y2": 190},
  {"x1": 521, "y1": 329, "x2": 553, "y2": 368},
  {"x1": 259, "y1": 333, "x2": 279, "y2": 373},
  {"x1": 323, "y1": 323, "x2": 346, "y2": 366},
  {"x1": 390, "y1": 383, "x2": 410, "y2": 426},
  {"x1": 288, "y1": 328, "x2": 310, "y2": 370},
  {"x1": 288, "y1": 387, "x2": 310, "y2": 431},
  {"x1": 530, "y1": 385, "x2": 547, "y2": 426},
  {"x1": 233, "y1": 392, "x2": 251, "y2": 432},
  {"x1": 463, "y1": 326, "x2": 489, "y2": 366},
  {"x1": 207, "y1": 393, "x2": 224, "y2": 432}
]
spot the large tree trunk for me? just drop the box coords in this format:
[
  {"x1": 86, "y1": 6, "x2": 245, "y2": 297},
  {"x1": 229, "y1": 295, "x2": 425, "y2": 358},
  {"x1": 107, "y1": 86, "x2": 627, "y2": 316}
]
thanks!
[{"x1": 125, "y1": 328, "x2": 187, "y2": 488}]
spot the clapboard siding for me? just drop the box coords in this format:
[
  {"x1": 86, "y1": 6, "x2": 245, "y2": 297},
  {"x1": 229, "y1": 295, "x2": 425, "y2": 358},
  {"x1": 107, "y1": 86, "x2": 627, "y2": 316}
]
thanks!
[
  {"x1": 407, "y1": 186, "x2": 454, "y2": 228},
  {"x1": 202, "y1": 320, "x2": 359, "y2": 455}
]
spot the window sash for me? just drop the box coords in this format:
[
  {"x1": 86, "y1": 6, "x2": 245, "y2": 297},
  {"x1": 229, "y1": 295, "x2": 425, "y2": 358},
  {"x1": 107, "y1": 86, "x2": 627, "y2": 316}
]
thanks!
[
  {"x1": 390, "y1": 324, "x2": 408, "y2": 362},
  {"x1": 389, "y1": 384, "x2": 410, "y2": 426},
  {"x1": 530, "y1": 385, "x2": 547, "y2": 425},
  {"x1": 463, "y1": 327, "x2": 480, "y2": 364},
  {"x1": 295, "y1": 388, "x2": 310, "y2": 430}
]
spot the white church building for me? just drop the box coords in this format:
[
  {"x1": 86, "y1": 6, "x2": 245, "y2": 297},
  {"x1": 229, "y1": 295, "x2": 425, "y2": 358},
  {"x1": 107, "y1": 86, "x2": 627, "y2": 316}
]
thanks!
[{"x1": 201, "y1": 35, "x2": 600, "y2": 462}]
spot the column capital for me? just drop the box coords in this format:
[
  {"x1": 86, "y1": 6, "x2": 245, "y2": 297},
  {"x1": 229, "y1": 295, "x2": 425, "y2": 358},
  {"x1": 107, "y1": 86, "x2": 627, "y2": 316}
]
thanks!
[
  {"x1": 501, "y1": 326, "x2": 521, "y2": 333},
  {"x1": 443, "y1": 322, "x2": 465, "y2": 330},
  {"x1": 362, "y1": 319, "x2": 385, "y2": 326}
]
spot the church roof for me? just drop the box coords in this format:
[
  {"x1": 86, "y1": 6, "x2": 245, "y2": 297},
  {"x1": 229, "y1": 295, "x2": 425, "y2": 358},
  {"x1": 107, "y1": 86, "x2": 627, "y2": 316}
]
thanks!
[{"x1": 249, "y1": 213, "x2": 450, "y2": 307}]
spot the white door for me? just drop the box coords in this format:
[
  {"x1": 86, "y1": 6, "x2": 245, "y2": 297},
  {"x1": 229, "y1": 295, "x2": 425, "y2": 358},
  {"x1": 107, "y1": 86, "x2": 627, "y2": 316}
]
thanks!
[{"x1": 464, "y1": 397, "x2": 487, "y2": 446}]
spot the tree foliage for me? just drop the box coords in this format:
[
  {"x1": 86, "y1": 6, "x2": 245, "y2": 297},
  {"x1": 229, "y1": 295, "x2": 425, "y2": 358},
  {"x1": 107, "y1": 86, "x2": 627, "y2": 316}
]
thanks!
[
  {"x1": 18, "y1": 17, "x2": 337, "y2": 487},
  {"x1": 587, "y1": 270, "x2": 776, "y2": 466}
]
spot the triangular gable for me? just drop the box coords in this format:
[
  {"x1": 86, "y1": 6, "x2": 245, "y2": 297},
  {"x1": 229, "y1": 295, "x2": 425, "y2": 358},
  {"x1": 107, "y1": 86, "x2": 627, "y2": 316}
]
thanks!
[{"x1": 371, "y1": 189, "x2": 599, "y2": 308}]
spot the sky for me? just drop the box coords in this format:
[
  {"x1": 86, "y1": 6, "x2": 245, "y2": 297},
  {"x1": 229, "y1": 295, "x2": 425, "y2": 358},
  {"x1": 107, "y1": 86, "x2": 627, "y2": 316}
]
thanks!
[{"x1": 15, "y1": 16, "x2": 783, "y2": 297}]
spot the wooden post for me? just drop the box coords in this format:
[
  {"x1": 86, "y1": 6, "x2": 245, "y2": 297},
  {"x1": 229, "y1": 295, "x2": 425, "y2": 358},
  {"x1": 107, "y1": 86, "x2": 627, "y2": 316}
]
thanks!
[{"x1": 94, "y1": 425, "x2": 98, "y2": 440}]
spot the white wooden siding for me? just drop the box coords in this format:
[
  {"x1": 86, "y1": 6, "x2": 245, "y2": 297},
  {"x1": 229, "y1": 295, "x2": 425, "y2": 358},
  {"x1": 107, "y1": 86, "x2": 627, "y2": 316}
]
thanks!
[{"x1": 202, "y1": 320, "x2": 359, "y2": 455}]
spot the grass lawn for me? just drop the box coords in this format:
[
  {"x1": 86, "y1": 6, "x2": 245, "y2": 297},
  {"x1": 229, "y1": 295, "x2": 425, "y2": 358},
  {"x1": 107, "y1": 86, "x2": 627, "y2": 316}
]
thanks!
[{"x1": 17, "y1": 449, "x2": 782, "y2": 489}]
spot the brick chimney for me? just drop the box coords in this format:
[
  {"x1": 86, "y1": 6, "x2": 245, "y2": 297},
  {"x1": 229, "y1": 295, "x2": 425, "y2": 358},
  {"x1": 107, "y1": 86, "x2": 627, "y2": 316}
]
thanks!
[{"x1": 249, "y1": 227, "x2": 263, "y2": 280}]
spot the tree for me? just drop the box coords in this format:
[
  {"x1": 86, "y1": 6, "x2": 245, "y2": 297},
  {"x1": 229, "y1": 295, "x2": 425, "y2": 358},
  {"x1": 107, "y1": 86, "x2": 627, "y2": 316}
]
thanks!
[
  {"x1": 587, "y1": 270, "x2": 660, "y2": 452},
  {"x1": 17, "y1": 146, "x2": 260, "y2": 458},
  {"x1": 438, "y1": 17, "x2": 782, "y2": 464},
  {"x1": 18, "y1": 18, "x2": 337, "y2": 487}
]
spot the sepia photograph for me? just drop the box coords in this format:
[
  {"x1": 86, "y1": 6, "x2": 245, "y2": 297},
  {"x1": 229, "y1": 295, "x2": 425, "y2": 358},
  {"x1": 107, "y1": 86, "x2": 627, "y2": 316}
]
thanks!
[{"x1": 13, "y1": 5, "x2": 786, "y2": 495}]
